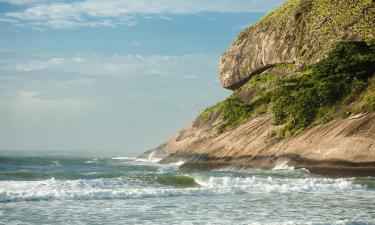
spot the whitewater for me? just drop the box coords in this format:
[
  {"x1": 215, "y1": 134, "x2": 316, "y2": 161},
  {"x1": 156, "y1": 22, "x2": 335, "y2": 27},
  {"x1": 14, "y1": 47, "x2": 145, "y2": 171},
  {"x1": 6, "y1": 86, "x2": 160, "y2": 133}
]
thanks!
[{"x1": 0, "y1": 154, "x2": 374, "y2": 224}]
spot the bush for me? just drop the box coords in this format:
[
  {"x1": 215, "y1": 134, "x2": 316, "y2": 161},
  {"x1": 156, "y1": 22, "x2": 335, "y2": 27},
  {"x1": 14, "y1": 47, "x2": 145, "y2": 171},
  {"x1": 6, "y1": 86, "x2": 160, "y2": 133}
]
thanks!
[
  {"x1": 270, "y1": 40, "x2": 375, "y2": 136},
  {"x1": 199, "y1": 40, "x2": 374, "y2": 137},
  {"x1": 217, "y1": 97, "x2": 252, "y2": 133}
]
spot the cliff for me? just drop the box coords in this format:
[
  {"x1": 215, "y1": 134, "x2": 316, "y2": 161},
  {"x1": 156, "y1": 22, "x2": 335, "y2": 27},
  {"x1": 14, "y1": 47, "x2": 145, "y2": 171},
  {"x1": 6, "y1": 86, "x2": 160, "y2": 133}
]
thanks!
[
  {"x1": 141, "y1": 0, "x2": 375, "y2": 177},
  {"x1": 219, "y1": 0, "x2": 374, "y2": 89}
]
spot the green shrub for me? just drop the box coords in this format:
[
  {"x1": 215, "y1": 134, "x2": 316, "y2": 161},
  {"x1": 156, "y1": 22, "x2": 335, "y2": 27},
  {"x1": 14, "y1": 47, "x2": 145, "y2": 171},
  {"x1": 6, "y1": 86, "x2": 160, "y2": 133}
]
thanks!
[
  {"x1": 199, "y1": 101, "x2": 225, "y2": 122},
  {"x1": 217, "y1": 96, "x2": 252, "y2": 133},
  {"x1": 200, "y1": 40, "x2": 374, "y2": 137},
  {"x1": 274, "y1": 63, "x2": 296, "y2": 73},
  {"x1": 200, "y1": 73, "x2": 276, "y2": 134},
  {"x1": 355, "y1": 76, "x2": 375, "y2": 112},
  {"x1": 270, "y1": 40, "x2": 375, "y2": 136},
  {"x1": 216, "y1": 74, "x2": 277, "y2": 133}
]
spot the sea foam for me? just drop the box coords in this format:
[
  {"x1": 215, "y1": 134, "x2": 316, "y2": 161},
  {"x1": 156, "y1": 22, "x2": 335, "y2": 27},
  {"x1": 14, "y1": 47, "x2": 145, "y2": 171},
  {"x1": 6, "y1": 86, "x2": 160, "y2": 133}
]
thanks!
[{"x1": 0, "y1": 175, "x2": 367, "y2": 202}]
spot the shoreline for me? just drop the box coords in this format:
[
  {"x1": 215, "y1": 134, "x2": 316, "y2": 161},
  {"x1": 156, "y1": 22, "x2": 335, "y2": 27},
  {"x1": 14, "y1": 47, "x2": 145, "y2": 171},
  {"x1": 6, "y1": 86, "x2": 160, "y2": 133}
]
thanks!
[{"x1": 159, "y1": 153, "x2": 375, "y2": 178}]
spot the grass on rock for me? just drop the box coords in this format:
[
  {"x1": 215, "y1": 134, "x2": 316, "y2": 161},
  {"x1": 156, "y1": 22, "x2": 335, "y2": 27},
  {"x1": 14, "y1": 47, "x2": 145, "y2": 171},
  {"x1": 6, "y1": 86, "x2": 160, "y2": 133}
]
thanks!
[{"x1": 200, "y1": 40, "x2": 375, "y2": 136}]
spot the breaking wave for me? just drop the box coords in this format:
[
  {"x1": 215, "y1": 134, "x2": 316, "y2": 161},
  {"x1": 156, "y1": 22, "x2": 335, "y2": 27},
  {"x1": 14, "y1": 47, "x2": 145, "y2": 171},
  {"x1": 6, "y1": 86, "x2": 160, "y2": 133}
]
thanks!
[{"x1": 0, "y1": 175, "x2": 368, "y2": 202}]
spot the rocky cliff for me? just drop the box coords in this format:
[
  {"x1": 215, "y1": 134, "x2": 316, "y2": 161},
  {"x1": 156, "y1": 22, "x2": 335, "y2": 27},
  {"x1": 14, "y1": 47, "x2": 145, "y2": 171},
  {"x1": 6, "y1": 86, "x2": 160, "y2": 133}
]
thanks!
[
  {"x1": 219, "y1": 0, "x2": 374, "y2": 89},
  {"x1": 141, "y1": 0, "x2": 375, "y2": 177}
]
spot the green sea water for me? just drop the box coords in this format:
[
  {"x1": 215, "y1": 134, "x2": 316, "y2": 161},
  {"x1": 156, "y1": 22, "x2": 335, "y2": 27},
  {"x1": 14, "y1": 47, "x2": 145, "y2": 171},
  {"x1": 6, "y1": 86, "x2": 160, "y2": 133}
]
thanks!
[{"x1": 0, "y1": 154, "x2": 374, "y2": 224}]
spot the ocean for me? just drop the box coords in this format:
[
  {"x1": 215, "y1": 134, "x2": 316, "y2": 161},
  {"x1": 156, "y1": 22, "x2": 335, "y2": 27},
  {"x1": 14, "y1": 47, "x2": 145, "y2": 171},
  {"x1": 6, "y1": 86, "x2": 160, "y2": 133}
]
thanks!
[{"x1": 0, "y1": 154, "x2": 374, "y2": 225}]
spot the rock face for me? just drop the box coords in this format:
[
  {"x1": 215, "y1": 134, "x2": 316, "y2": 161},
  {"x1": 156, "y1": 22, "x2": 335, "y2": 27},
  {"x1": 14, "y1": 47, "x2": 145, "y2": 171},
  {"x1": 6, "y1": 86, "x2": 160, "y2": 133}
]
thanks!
[
  {"x1": 158, "y1": 112, "x2": 375, "y2": 164},
  {"x1": 141, "y1": 0, "x2": 375, "y2": 176},
  {"x1": 219, "y1": 0, "x2": 375, "y2": 89},
  {"x1": 219, "y1": 25, "x2": 297, "y2": 89}
]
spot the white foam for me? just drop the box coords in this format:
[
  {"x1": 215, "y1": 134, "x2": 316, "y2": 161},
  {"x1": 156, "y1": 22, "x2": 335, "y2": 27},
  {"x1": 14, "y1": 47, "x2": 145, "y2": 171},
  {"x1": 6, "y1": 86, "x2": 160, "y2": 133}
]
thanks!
[
  {"x1": 272, "y1": 159, "x2": 295, "y2": 171},
  {"x1": 247, "y1": 220, "x2": 372, "y2": 225},
  {"x1": 194, "y1": 176, "x2": 363, "y2": 193},
  {"x1": 84, "y1": 158, "x2": 100, "y2": 163},
  {"x1": 0, "y1": 175, "x2": 367, "y2": 202},
  {"x1": 111, "y1": 156, "x2": 154, "y2": 163},
  {"x1": 50, "y1": 160, "x2": 62, "y2": 167},
  {"x1": 156, "y1": 161, "x2": 186, "y2": 173},
  {"x1": 135, "y1": 158, "x2": 161, "y2": 163},
  {"x1": 111, "y1": 156, "x2": 137, "y2": 160},
  {"x1": 173, "y1": 160, "x2": 185, "y2": 166},
  {"x1": 145, "y1": 150, "x2": 162, "y2": 163},
  {"x1": 0, "y1": 177, "x2": 211, "y2": 202},
  {"x1": 112, "y1": 154, "x2": 162, "y2": 163}
]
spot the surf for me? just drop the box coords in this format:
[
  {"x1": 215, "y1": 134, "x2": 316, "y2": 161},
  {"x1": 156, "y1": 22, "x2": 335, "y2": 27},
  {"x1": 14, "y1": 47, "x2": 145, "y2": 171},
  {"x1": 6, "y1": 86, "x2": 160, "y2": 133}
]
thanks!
[{"x1": 0, "y1": 174, "x2": 370, "y2": 203}]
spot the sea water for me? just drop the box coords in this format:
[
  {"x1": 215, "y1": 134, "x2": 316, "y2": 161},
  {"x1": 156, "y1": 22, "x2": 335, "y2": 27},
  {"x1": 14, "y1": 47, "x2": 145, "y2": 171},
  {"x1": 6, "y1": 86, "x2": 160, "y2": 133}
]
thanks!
[{"x1": 0, "y1": 154, "x2": 374, "y2": 224}]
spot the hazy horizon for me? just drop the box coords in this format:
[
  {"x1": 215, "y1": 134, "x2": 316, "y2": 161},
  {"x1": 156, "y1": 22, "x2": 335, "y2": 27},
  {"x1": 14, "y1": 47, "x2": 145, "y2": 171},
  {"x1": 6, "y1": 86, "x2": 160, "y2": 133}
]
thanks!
[{"x1": 0, "y1": 0, "x2": 286, "y2": 156}]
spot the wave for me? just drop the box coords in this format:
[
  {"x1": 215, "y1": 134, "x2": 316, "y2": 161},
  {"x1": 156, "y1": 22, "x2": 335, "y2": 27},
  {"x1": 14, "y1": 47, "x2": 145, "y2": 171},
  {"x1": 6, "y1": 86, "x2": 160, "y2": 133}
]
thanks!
[
  {"x1": 84, "y1": 158, "x2": 102, "y2": 164},
  {"x1": 173, "y1": 160, "x2": 185, "y2": 166},
  {"x1": 0, "y1": 175, "x2": 369, "y2": 202},
  {"x1": 112, "y1": 155, "x2": 161, "y2": 163},
  {"x1": 0, "y1": 155, "x2": 89, "y2": 165},
  {"x1": 50, "y1": 160, "x2": 62, "y2": 167},
  {"x1": 272, "y1": 159, "x2": 295, "y2": 171},
  {"x1": 0, "y1": 177, "x2": 204, "y2": 202},
  {"x1": 111, "y1": 156, "x2": 137, "y2": 160},
  {"x1": 145, "y1": 150, "x2": 163, "y2": 163},
  {"x1": 0, "y1": 170, "x2": 137, "y2": 181},
  {"x1": 247, "y1": 220, "x2": 375, "y2": 225},
  {"x1": 194, "y1": 176, "x2": 365, "y2": 193},
  {"x1": 156, "y1": 175, "x2": 199, "y2": 187},
  {"x1": 0, "y1": 171, "x2": 50, "y2": 180},
  {"x1": 353, "y1": 177, "x2": 375, "y2": 190}
]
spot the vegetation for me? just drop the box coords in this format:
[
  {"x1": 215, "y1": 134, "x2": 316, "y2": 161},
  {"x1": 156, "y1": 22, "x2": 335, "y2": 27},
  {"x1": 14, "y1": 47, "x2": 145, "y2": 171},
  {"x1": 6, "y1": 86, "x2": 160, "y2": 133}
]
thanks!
[
  {"x1": 217, "y1": 90, "x2": 274, "y2": 133},
  {"x1": 256, "y1": 0, "x2": 374, "y2": 38},
  {"x1": 199, "y1": 101, "x2": 225, "y2": 123},
  {"x1": 236, "y1": 0, "x2": 375, "y2": 64},
  {"x1": 272, "y1": 41, "x2": 374, "y2": 136},
  {"x1": 273, "y1": 63, "x2": 296, "y2": 74},
  {"x1": 355, "y1": 76, "x2": 375, "y2": 112},
  {"x1": 200, "y1": 73, "x2": 276, "y2": 133},
  {"x1": 200, "y1": 40, "x2": 375, "y2": 136}
]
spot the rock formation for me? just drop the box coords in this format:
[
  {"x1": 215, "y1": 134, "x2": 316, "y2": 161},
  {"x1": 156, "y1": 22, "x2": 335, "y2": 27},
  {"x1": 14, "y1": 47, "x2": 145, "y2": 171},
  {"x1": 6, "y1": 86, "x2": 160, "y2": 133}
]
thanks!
[
  {"x1": 219, "y1": 0, "x2": 374, "y2": 89},
  {"x1": 141, "y1": 0, "x2": 375, "y2": 177}
]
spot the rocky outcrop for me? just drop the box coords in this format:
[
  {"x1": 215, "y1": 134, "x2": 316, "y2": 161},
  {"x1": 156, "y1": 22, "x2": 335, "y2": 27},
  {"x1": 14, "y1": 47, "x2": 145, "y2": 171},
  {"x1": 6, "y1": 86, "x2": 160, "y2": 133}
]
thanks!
[
  {"x1": 219, "y1": 0, "x2": 375, "y2": 89},
  {"x1": 158, "y1": 112, "x2": 375, "y2": 163},
  {"x1": 141, "y1": 0, "x2": 375, "y2": 177},
  {"x1": 145, "y1": 112, "x2": 375, "y2": 177}
]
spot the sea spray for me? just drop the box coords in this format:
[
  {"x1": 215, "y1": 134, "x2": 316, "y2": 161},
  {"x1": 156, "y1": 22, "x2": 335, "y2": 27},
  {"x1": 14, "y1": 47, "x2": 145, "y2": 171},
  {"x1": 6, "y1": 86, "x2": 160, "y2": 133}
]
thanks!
[{"x1": 272, "y1": 158, "x2": 295, "y2": 171}]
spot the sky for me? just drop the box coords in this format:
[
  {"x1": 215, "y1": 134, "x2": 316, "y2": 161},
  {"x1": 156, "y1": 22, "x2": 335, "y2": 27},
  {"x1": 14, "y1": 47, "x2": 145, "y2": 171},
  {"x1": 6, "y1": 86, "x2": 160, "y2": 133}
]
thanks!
[{"x1": 0, "y1": 0, "x2": 286, "y2": 156}]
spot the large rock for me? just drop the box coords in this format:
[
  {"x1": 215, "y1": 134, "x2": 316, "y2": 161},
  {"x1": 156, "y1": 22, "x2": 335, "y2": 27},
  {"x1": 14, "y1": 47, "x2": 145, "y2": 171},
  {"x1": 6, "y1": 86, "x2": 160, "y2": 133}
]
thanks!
[
  {"x1": 143, "y1": 0, "x2": 375, "y2": 176},
  {"x1": 219, "y1": 0, "x2": 375, "y2": 89},
  {"x1": 160, "y1": 112, "x2": 375, "y2": 165}
]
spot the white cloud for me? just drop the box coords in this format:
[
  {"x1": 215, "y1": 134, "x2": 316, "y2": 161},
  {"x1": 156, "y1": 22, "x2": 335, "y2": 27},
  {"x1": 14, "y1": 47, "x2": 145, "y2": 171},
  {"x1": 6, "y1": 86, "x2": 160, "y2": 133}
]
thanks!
[
  {"x1": 9, "y1": 57, "x2": 66, "y2": 72},
  {"x1": 18, "y1": 91, "x2": 38, "y2": 98},
  {"x1": 0, "y1": 0, "x2": 52, "y2": 5},
  {"x1": 14, "y1": 90, "x2": 85, "y2": 112},
  {"x1": 1, "y1": 53, "x2": 218, "y2": 78},
  {"x1": 0, "y1": 53, "x2": 220, "y2": 113},
  {"x1": 0, "y1": 0, "x2": 286, "y2": 28}
]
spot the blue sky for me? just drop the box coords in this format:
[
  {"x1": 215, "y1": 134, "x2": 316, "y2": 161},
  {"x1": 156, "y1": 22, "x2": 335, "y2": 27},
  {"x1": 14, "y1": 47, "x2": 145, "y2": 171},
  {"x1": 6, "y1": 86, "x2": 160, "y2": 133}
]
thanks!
[{"x1": 0, "y1": 0, "x2": 285, "y2": 156}]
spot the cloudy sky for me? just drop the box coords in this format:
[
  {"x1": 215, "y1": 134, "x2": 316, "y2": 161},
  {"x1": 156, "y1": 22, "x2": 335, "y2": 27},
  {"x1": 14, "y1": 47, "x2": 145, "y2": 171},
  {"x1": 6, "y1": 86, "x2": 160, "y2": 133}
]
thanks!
[{"x1": 0, "y1": 0, "x2": 285, "y2": 156}]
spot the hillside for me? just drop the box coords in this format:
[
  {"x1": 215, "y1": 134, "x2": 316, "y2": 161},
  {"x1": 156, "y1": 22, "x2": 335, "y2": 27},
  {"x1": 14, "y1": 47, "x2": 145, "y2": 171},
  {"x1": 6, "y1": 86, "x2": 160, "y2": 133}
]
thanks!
[{"x1": 141, "y1": 0, "x2": 375, "y2": 177}]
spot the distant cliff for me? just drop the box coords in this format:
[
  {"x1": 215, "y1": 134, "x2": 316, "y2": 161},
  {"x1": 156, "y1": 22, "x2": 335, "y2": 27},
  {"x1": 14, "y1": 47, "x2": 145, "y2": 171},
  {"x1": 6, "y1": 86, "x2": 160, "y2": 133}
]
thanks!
[{"x1": 142, "y1": 0, "x2": 375, "y2": 177}]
